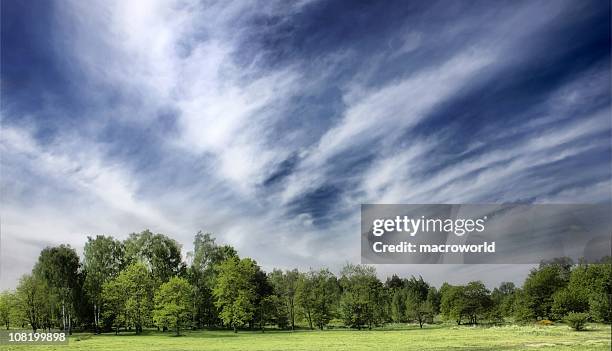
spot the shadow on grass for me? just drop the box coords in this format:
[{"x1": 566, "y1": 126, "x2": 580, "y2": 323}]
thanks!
[
  {"x1": 92, "y1": 331, "x2": 240, "y2": 339},
  {"x1": 90, "y1": 324, "x2": 452, "y2": 338}
]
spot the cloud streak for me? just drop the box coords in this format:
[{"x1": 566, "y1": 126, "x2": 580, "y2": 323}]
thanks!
[{"x1": 1, "y1": 0, "x2": 610, "y2": 289}]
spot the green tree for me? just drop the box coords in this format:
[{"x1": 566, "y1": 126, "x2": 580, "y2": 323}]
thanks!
[
  {"x1": 153, "y1": 277, "x2": 192, "y2": 335},
  {"x1": 83, "y1": 235, "x2": 125, "y2": 333},
  {"x1": 387, "y1": 275, "x2": 406, "y2": 323},
  {"x1": 512, "y1": 288, "x2": 535, "y2": 323},
  {"x1": 462, "y1": 281, "x2": 492, "y2": 325},
  {"x1": 296, "y1": 269, "x2": 339, "y2": 330},
  {"x1": 213, "y1": 257, "x2": 257, "y2": 332},
  {"x1": 552, "y1": 262, "x2": 611, "y2": 322},
  {"x1": 540, "y1": 257, "x2": 573, "y2": 282},
  {"x1": 0, "y1": 290, "x2": 16, "y2": 329},
  {"x1": 268, "y1": 269, "x2": 299, "y2": 330},
  {"x1": 33, "y1": 245, "x2": 81, "y2": 333},
  {"x1": 426, "y1": 287, "x2": 441, "y2": 315},
  {"x1": 295, "y1": 272, "x2": 316, "y2": 329},
  {"x1": 440, "y1": 282, "x2": 491, "y2": 325},
  {"x1": 385, "y1": 274, "x2": 404, "y2": 290},
  {"x1": 404, "y1": 276, "x2": 429, "y2": 301},
  {"x1": 310, "y1": 269, "x2": 339, "y2": 330},
  {"x1": 102, "y1": 262, "x2": 154, "y2": 334},
  {"x1": 518, "y1": 265, "x2": 568, "y2": 320},
  {"x1": 565, "y1": 312, "x2": 589, "y2": 331},
  {"x1": 390, "y1": 289, "x2": 406, "y2": 323},
  {"x1": 15, "y1": 274, "x2": 48, "y2": 332},
  {"x1": 101, "y1": 277, "x2": 127, "y2": 334},
  {"x1": 187, "y1": 232, "x2": 238, "y2": 328},
  {"x1": 440, "y1": 284, "x2": 464, "y2": 324},
  {"x1": 551, "y1": 287, "x2": 589, "y2": 319},
  {"x1": 571, "y1": 262, "x2": 611, "y2": 323},
  {"x1": 123, "y1": 262, "x2": 155, "y2": 334},
  {"x1": 405, "y1": 291, "x2": 432, "y2": 328},
  {"x1": 339, "y1": 264, "x2": 385, "y2": 330},
  {"x1": 124, "y1": 230, "x2": 186, "y2": 285},
  {"x1": 403, "y1": 276, "x2": 432, "y2": 327},
  {"x1": 491, "y1": 282, "x2": 516, "y2": 318},
  {"x1": 252, "y1": 267, "x2": 274, "y2": 331}
]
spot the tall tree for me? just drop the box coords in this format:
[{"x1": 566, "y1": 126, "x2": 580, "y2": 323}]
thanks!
[
  {"x1": 268, "y1": 269, "x2": 299, "y2": 330},
  {"x1": 33, "y1": 245, "x2": 81, "y2": 333},
  {"x1": 101, "y1": 277, "x2": 127, "y2": 334},
  {"x1": 83, "y1": 235, "x2": 125, "y2": 333},
  {"x1": 0, "y1": 290, "x2": 16, "y2": 330},
  {"x1": 404, "y1": 276, "x2": 430, "y2": 302},
  {"x1": 252, "y1": 267, "x2": 274, "y2": 331},
  {"x1": 124, "y1": 230, "x2": 186, "y2": 285},
  {"x1": 102, "y1": 262, "x2": 154, "y2": 334},
  {"x1": 402, "y1": 276, "x2": 432, "y2": 327},
  {"x1": 390, "y1": 289, "x2": 407, "y2": 323},
  {"x1": 339, "y1": 264, "x2": 384, "y2": 330},
  {"x1": 309, "y1": 269, "x2": 339, "y2": 330},
  {"x1": 540, "y1": 257, "x2": 574, "y2": 282},
  {"x1": 405, "y1": 291, "x2": 432, "y2": 328},
  {"x1": 491, "y1": 282, "x2": 516, "y2": 318},
  {"x1": 15, "y1": 274, "x2": 48, "y2": 332},
  {"x1": 440, "y1": 282, "x2": 492, "y2": 325},
  {"x1": 440, "y1": 284, "x2": 466, "y2": 325},
  {"x1": 295, "y1": 272, "x2": 315, "y2": 329},
  {"x1": 552, "y1": 262, "x2": 611, "y2": 322},
  {"x1": 426, "y1": 287, "x2": 441, "y2": 315},
  {"x1": 153, "y1": 277, "x2": 193, "y2": 335},
  {"x1": 385, "y1": 274, "x2": 404, "y2": 290},
  {"x1": 187, "y1": 232, "x2": 237, "y2": 328},
  {"x1": 462, "y1": 281, "x2": 492, "y2": 325},
  {"x1": 213, "y1": 257, "x2": 257, "y2": 332},
  {"x1": 123, "y1": 262, "x2": 155, "y2": 334},
  {"x1": 518, "y1": 265, "x2": 567, "y2": 320}
]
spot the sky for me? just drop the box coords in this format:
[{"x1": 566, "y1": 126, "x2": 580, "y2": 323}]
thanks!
[{"x1": 1, "y1": 0, "x2": 610, "y2": 290}]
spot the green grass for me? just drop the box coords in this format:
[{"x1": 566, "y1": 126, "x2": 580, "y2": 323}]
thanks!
[{"x1": 2, "y1": 324, "x2": 610, "y2": 351}]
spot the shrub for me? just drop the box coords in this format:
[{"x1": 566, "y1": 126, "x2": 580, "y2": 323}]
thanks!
[{"x1": 565, "y1": 312, "x2": 588, "y2": 331}]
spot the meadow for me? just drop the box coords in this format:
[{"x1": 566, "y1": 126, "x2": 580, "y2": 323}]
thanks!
[{"x1": 2, "y1": 324, "x2": 610, "y2": 351}]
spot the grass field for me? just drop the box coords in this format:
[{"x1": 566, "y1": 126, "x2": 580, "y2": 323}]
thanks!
[{"x1": 2, "y1": 324, "x2": 610, "y2": 351}]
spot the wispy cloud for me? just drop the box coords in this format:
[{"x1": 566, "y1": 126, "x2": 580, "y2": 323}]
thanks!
[{"x1": 1, "y1": 0, "x2": 610, "y2": 289}]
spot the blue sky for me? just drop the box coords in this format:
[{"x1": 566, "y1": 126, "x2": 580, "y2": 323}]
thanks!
[{"x1": 1, "y1": 0, "x2": 610, "y2": 289}]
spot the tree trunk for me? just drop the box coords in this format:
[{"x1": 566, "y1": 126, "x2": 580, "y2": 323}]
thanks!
[
  {"x1": 260, "y1": 308, "x2": 265, "y2": 333},
  {"x1": 62, "y1": 301, "x2": 66, "y2": 331},
  {"x1": 192, "y1": 298, "x2": 197, "y2": 330},
  {"x1": 93, "y1": 304, "x2": 101, "y2": 334},
  {"x1": 93, "y1": 304, "x2": 97, "y2": 333},
  {"x1": 290, "y1": 299, "x2": 295, "y2": 331}
]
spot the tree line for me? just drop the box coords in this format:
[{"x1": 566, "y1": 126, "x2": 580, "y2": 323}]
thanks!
[{"x1": 0, "y1": 230, "x2": 610, "y2": 335}]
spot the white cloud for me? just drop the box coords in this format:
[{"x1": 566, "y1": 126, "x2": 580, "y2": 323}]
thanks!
[
  {"x1": 59, "y1": 0, "x2": 308, "y2": 192},
  {"x1": 2, "y1": 0, "x2": 609, "y2": 291}
]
